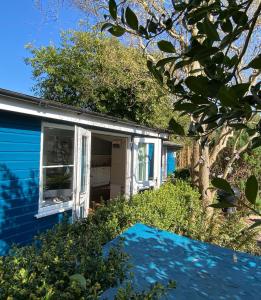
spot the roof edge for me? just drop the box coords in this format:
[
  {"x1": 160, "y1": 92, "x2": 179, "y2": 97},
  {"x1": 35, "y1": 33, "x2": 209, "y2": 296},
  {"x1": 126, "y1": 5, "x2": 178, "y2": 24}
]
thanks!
[{"x1": 0, "y1": 88, "x2": 172, "y2": 136}]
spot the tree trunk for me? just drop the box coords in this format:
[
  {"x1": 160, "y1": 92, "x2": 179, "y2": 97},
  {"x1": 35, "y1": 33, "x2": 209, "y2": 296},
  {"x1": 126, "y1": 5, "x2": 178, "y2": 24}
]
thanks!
[
  {"x1": 191, "y1": 139, "x2": 200, "y2": 187},
  {"x1": 199, "y1": 144, "x2": 212, "y2": 208}
]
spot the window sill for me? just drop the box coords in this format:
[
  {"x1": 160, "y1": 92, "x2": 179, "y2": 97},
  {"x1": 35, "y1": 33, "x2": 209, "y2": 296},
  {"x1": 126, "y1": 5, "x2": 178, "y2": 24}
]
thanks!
[{"x1": 35, "y1": 201, "x2": 73, "y2": 219}]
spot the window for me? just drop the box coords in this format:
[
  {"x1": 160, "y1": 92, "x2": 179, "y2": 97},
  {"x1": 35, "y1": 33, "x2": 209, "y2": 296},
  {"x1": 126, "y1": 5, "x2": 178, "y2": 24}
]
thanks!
[
  {"x1": 137, "y1": 143, "x2": 154, "y2": 181},
  {"x1": 162, "y1": 147, "x2": 167, "y2": 181},
  {"x1": 41, "y1": 124, "x2": 74, "y2": 209}
]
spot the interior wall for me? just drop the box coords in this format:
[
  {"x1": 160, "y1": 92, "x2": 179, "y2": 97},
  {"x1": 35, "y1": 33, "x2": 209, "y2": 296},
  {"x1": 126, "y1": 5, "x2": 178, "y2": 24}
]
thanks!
[
  {"x1": 90, "y1": 133, "x2": 127, "y2": 206},
  {"x1": 110, "y1": 138, "x2": 126, "y2": 199}
]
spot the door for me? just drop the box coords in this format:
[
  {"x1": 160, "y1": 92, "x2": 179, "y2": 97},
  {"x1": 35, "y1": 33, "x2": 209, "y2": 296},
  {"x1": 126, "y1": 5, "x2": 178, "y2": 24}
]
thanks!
[
  {"x1": 132, "y1": 137, "x2": 161, "y2": 194},
  {"x1": 74, "y1": 126, "x2": 91, "y2": 220}
]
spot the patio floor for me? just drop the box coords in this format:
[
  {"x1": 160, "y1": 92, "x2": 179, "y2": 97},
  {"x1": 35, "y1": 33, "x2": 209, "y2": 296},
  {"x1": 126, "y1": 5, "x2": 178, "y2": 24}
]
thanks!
[{"x1": 102, "y1": 223, "x2": 261, "y2": 299}]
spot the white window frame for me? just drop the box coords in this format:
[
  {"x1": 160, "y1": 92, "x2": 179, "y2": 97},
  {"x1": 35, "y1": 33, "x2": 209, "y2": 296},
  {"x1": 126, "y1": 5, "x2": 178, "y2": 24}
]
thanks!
[
  {"x1": 36, "y1": 122, "x2": 75, "y2": 218},
  {"x1": 162, "y1": 147, "x2": 168, "y2": 182},
  {"x1": 133, "y1": 137, "x2": 161, "y2": 193}
]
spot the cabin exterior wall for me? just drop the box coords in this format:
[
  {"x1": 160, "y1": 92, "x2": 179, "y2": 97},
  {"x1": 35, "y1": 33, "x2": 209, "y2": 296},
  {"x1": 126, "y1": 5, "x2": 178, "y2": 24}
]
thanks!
[{"x1": 0, "y1": 111, "x2": 70, "y2": 255}]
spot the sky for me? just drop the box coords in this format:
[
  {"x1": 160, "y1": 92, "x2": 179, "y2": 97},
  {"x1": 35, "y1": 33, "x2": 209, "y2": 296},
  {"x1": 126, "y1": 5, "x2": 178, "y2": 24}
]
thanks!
[{"x1": 0, "y1": 0, "x2": 85, "y2": 95}]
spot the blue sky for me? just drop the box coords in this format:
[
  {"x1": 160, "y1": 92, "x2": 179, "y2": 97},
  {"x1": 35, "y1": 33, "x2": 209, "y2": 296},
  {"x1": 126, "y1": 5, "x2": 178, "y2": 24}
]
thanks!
[{"x1": 0, "y1": 0, "x2": 85, "y2": 95}]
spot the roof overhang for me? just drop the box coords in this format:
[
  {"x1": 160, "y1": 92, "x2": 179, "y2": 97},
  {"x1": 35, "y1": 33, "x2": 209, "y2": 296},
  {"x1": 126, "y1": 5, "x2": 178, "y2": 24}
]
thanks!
[
  {"x1": 0, "y1": 88, "x2": 170, "y2": 139},
  {"x1": 163, "y1": 141, "x2": 183, "y2": 150}
]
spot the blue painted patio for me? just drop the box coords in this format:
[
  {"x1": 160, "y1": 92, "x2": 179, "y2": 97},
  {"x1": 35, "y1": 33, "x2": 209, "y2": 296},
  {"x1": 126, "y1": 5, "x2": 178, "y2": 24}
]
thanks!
[{"x1": 103, "y1": 223, "x2": 261, "y2": 299}]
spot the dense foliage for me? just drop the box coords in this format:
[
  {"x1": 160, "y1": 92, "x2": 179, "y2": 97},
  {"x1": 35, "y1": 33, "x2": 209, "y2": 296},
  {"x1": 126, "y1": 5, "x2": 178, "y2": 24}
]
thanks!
[
  {"x1": 102, "y1": 0, "x2": 261, "y2": 224},
  {"x1": 26, "y1": 31, "x2": 181, "y2": 129},
  {"x1": 1, "y1": 181, "x2": 259, "y2": 299},
  {"x1": 92, "y1": 181, "x2": 260, "y2": 254}
]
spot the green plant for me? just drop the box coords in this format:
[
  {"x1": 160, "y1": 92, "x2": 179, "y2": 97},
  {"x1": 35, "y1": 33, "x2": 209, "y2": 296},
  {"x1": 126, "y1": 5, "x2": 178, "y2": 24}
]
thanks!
[
  {"x1": 1, "y1": 181, "x2": 260, "y2": 299},
  {"x1": 26, "y1": 31, "x2": 187, "y2": 130},
  {"x1": 91, "y1": 181, "x2": 261, "y2": 255},
  {"x1": 0, "y1": 218, "x2": 129, "y2": 299}
]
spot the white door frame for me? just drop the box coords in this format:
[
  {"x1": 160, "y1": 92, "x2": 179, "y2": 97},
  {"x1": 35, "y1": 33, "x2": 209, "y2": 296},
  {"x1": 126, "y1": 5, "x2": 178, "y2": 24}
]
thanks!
[
  {"x1": 132, "y1": 137, "x2": 161, "y2": 194},
  {"x1": 73, "y1": 125, "x2": 91, "y2": 220}
]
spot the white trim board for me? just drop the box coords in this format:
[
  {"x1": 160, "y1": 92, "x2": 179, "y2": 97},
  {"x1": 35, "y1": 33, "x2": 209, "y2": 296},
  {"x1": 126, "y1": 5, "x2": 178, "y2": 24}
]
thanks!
[{"x1": 0, "y1": 95, "x2": 169, "y2": 139}]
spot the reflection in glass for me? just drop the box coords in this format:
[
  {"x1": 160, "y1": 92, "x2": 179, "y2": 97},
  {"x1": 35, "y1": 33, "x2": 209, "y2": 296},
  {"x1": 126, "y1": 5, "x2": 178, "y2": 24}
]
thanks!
[
  {"x1": 43, "y1": 127, "x2": 74, "y2": 166},
  {"x1": 43, "y1": 167, "x2": 73, "y2": 207}
]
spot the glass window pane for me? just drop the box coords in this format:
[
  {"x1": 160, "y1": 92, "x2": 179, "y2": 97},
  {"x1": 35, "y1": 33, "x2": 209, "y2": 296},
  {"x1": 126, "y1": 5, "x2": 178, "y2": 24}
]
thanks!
[
  {"x1": 138, "y1": 143, "x2": 146, "y2": 181},
  {"x1": 43, "y1": 127, "x2": 74, "y2": 166},
  {"x1": 42, "y1": 166, "x2": 73, "y2": 207},
  {"x1": 81, "y1": 136, "x2": 87, "y2": 193},
  {"x1": 148, "y1": 143, "x2": 154, "y2": 180}
]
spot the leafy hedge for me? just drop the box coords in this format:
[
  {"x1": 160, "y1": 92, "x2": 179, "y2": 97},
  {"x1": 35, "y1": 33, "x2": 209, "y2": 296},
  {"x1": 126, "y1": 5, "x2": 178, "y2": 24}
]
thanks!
[
  {"x1": 1, "y1": 181, "x2": 260, "y2": 299},
  {"x1": 91, "y1": 181, "x2": 260, "y2": 255}
]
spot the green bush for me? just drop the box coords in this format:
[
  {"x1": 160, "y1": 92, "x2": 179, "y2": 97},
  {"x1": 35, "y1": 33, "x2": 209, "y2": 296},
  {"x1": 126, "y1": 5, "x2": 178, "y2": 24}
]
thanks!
[
  {"x1": 90, "y1": 181, "x2": 260, "y2": 255},
  {"x1": 0, "y1": 219, "x2": 129, "y2": 299},
  {"x1": 1, "y1": 181, "x2": 260, "y2": 299}
]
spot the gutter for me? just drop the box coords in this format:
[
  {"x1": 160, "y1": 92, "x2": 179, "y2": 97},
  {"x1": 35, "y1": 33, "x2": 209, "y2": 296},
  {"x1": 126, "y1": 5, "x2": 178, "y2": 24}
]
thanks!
[{"x1": 0, "y1": 88, "x2": 172, "y2": 138}]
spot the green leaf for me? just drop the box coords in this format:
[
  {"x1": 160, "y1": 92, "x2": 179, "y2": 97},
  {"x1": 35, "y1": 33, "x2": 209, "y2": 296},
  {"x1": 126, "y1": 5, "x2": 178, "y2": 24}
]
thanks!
[
  {"x1": 245, "y1": 175, "x2": 258, "y2": 205},
  {"x1": 70, "y1": 274, "x2": 87, "y2": 290},
  {"x1": 174, "y1": 102, "x2": 196, "y2": 112},
  {"x1": 157, "y1": 40, "x2": 175, "y2": 53},
  {"x1": 168, "y1": 118, "x2": 185, "y2": 136},
  {"x1": 174, "y1": 59, "x2": 192, "y2": 71},
  {"x1": 156, "y1": 57, "x2": 178, "y2": 68},
  {"x1": 109, "y1": 0, "x2": 117, "y2": 20},
  {"x1": 252, "y1": 137, "x2": 261, "y2": 149},
  {"x1": 147, "y1": 60, "x2": 163, "y2": 84},
  {"x1": 202, "y1": 17, "x2": 220, "y2": 41},
  {"x1": 125, "y1": 7, "x2": 138, "y2": 30},
  {"x1": 248, "y1": 220, "x2": 261, "y2": 230},
  {"x1": 101, "y1": 23, "x2": 113, "y2": 32},
  {"x1": 218, "y1": 86, "x2": 238, "y2": 107},
  {"x1": 148, "y1": 20, "x2": 158, "y2": 34},
  {"x1": 212, "y1": 52, "x2": 224, "y2": 64},
  {"x1": 185, "y1": 76, "x2": 209, "y2": 96},
  {"x1": 211, "y1": 177, "x2": 234, "y2": 194},
  {"x1": 221, "y1": 18, "x2": 232, "y2": 33},
  {"x1": 108, "y1": 25, "x2": 125, "y2": 37},
  {"x1": 229, "y1": 123, "x2": 248, "y2": 130},
  {"x1": 209, "y1": 201, "x2": 236, "y2": 209},
  {"x1": 231, "y1": 83, "x2": 250, "y2": 99},
  {"x1": 244, "y1": 54, "x2": 261, "y2": 70},
  {"x1": 232, "y1": 11, "x2": 248, "y2": 26}
]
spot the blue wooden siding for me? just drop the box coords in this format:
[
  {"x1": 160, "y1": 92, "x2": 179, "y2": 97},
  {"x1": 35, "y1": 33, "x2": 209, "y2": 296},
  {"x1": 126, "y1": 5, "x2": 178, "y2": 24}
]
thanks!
[
  {"x1": 167, "y1": 150, "x2": 176, "y2": 176},
  {"x1": 0, "y1": 111, "x2": 71, "y2": 255}
]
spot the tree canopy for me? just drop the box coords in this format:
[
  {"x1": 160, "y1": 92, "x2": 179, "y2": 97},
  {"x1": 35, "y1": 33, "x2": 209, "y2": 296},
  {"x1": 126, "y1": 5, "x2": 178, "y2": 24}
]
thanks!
[
  {"x1": 26, "y1": 31, "x2": 182, "y2": 129},
  {"x1": 98, "y1": 0, "x2": 261, "y2": 225}
]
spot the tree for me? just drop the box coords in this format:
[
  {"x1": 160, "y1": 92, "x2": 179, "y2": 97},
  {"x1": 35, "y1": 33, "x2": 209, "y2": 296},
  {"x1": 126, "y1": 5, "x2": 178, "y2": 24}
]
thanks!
[
  {"x1": 26, "y1": 30, "x2": 182, "y2": 129},
  {"x1": 69, "y1": 0, "x2": 261, "y2": 210}
]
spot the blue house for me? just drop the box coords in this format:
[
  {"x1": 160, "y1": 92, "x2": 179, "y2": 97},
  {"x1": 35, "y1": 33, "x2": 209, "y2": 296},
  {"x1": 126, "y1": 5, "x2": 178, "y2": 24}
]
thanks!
[{"x1": 0, "y1": 88, "x2": 181, "y2": 254}]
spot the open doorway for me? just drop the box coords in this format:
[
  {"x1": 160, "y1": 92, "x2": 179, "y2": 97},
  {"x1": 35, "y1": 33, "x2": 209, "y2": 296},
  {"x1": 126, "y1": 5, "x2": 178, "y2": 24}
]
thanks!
[{"x1": 90, "y1": 133, "x2": 127, "y2": 209}]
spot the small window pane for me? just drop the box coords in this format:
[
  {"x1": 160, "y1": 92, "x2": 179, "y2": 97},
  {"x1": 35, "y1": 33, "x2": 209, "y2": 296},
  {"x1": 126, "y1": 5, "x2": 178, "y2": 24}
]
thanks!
[
  {"x1": 148, "y1": 143, "x2": 154, "y2": 180},
  {"x1": 43, "y1": 127, "x2": 74, "y2": 166},
  {"x1": 42, "y1": 166, "x2": 73, "y2": 207},
  {"x1": 138, "y1": 143, "x2": 146, "y2": 181},
  {"x1": 81, "y1": 136, "x2": 87, "y2": 193}
]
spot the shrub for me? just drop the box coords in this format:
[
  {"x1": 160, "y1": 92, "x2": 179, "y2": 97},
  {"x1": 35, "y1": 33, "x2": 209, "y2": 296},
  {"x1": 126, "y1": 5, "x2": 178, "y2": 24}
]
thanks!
[
  {"x1": 0, "y1": 219, "x2": 129, "y2": 299},
  {"x1": 91, "y1": 181, "x2": 261, "y2": 255},
  {"x1": 1, "y1": 181, "x2": 260, "y2": 299}
]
